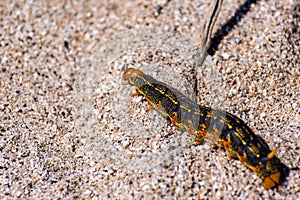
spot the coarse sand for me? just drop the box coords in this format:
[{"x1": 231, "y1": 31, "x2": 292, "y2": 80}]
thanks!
[{"x1": 0, "y1": 0, "x2": 299, "y2": 199}]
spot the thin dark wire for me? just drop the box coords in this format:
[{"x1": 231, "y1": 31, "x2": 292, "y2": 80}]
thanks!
[
  {"x1": 208, "y1": 0, "x2": 259, "y2": 55},
  {"x1": 200, "y1": 0, "x2": 224, "y2": 54},
  {"x1": 194, "y1": 0, "x2": 224, "y2": 98}
]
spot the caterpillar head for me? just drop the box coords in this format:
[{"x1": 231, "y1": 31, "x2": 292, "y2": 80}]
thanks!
[{"x1": 122, "y1": 68, "x2": 143, "y2": 85}]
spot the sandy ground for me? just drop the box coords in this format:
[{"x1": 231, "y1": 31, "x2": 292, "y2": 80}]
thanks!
[{"x1": 0, "y1": 0, "x2": 299, "y2": 199}]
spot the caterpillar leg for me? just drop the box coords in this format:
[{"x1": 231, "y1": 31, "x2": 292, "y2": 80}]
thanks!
[
  {"x1": 194, "y1": 135, "x2": 204, "y2": 145},
  {"x1": 131, "y1": 91, "x2": 140, "y2": 97},
  {"x1": 146, "y1": 106, "x2": 152, "y2": 112},
  {"x1": 222, "y1": 138, "x2": 238, "y2": 160}
]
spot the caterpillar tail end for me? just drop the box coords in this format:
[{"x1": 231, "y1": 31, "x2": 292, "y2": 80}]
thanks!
[{"x1": 263, "y1": 172, "x2": 281, "y2": 190}]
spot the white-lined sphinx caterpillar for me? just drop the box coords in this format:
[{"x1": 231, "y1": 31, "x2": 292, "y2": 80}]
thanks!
[{"x1": 122, "y1": 67, "x2": 289, "y2": 189}]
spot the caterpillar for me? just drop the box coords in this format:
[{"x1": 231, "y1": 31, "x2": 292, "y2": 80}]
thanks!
[{"x1": 122, "y1": 67, "x2": 288, "y2": 189}]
